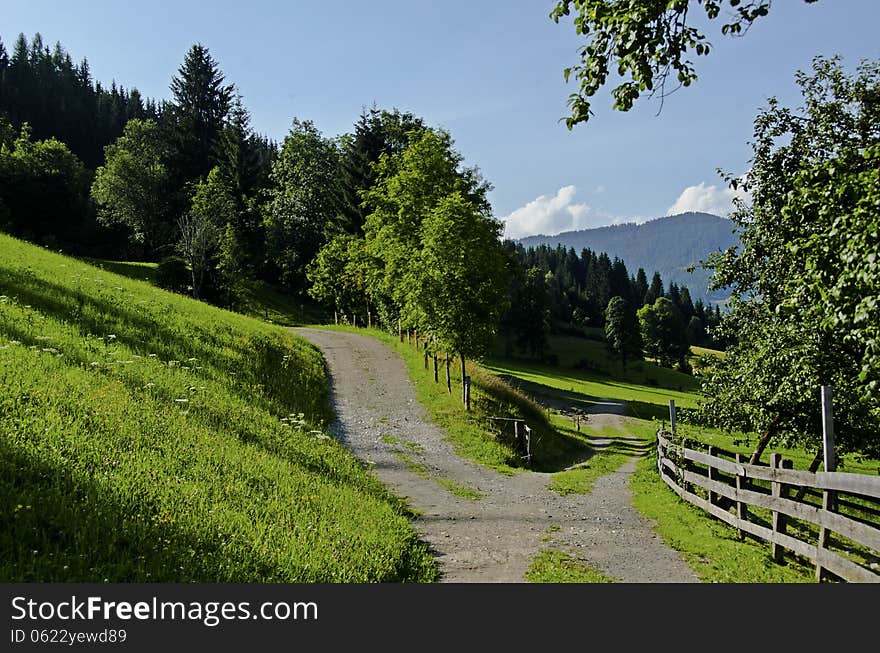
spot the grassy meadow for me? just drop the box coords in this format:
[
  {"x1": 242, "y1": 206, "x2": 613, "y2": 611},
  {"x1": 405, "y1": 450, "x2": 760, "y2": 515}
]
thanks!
[{"x1": 0, "y1": 234, "x2": 435, "y2": 582}]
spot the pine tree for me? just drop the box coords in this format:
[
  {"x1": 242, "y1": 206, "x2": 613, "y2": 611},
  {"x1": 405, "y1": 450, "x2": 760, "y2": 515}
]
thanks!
[
  {"x1": 644, "y1": 271, "x2": 664, "y2": 305},
  {"x1": 168, "y1": 43, "x2": 232, "y2": 185},
  {"x1": 634, "y1": 268, "x2": 649, "y2": 307}
]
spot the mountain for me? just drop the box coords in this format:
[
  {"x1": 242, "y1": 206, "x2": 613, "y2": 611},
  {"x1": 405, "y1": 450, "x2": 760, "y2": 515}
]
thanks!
[{"x1": 516, "y1": 212, "x2": 739, "y2": 303}]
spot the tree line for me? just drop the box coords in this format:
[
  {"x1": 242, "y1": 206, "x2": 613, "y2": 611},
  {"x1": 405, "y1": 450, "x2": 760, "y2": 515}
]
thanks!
[
  {"x1": 499, "y1": 242, "x2": 725, "y2": 368},
  {"x1": 0, "y1": 30, "x2": 732, "y2": 417}
]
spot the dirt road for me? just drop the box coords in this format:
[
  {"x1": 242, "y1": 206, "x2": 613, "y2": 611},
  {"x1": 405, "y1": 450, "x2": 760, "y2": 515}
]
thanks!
[{"x1": 295, "y1": 328, "x2": 699, "y2": 583}]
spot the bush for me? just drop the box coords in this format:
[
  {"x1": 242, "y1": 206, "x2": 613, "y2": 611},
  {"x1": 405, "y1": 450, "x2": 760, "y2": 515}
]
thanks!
[{"x1": 155, "y1": 256, "x2": 189, "y2": 292}]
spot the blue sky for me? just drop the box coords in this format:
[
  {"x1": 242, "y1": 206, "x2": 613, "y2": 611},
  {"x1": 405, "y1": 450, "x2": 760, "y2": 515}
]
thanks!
[{"x1": 5, "y1": 1, "x2": 880, "y2": 238}]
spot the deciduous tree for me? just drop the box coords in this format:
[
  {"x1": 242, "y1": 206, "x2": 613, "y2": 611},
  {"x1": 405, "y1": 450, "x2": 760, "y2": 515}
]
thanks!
[{"x1": 549, "y1": 0, "x2": 821, "y2": 127}]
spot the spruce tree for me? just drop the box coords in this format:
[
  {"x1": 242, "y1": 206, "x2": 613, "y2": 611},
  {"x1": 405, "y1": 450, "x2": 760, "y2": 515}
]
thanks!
[
  {"x1": 168, "y1": 43, "x2": 232, "y2": 185},
  {"x1": 634, "y1": 268, "x2": 649, "y2": 307}
]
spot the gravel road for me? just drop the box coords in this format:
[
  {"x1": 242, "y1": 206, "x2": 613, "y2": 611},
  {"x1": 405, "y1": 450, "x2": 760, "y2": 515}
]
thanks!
[{"x1": 294, "y1": 328, "x2": 699, "y2": 583}]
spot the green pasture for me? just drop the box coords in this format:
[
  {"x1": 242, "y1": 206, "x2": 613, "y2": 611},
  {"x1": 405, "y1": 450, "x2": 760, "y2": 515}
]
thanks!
[{"x1": 0, "y1": 234, "x2": 435, "y2": 582}]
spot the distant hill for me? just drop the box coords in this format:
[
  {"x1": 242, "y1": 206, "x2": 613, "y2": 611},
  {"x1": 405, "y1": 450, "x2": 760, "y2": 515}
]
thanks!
[{"x1": 516, "y1": 212, "x2": 739, "y2": 303}]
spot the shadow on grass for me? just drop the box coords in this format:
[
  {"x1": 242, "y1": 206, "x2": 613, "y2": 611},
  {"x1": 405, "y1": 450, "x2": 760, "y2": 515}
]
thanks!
[
  {"x1": 0, "y1": 264, "x2": 331, "y2": 423},
  {"x1": 82, "y1": 258, "x2": 158, "y2": 284},
  {"x1": 0, "y1": 438, "x2": 275, "y2": 582}
]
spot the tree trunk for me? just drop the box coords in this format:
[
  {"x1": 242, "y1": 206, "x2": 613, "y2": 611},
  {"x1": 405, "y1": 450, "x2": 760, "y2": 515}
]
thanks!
[
  {"x1": 749, "y1": 416, "x2": 781, "y2": 465},
  {"x1": 446, "y1": 355, "x2": 451, "y2": 392},
  {"x1": 794, "y1": 449, "x2": 824, "y2": 501}
]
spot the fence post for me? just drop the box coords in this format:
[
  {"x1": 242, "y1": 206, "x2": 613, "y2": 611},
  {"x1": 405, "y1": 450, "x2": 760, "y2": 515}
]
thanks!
[
  {"x1": 433, "y1": 354, "x2": 438, "y2": 383},
  {"x1": 669, "y1": 399, "x2": 677, "y2": 434},
  {"x1": 463, "y1": 375, "x2": 471, "y2": 412},
  {"x1": 708, "y1": 446, "x2": 717, "y2": 506},
  {"x1": 334, "y1": 310, "x2": 338, "y2": 325},
  {"x1": 367, "y1": 311, "x2": 371, "y2": 329},
  {"x1": 398, "y1": 318, "x2": 402, "y2": 342},
  {"x1": 816, "y1": 386, "x2": 837, "y2": 582},
  {"x1": 524, "y1": 425, "x2": 531, "y2": 468},
  {"x1": 735, "y1": 453, "x2": 748, "y2": 541},
  {"x1": 445, "y1": 355, "x2": 451, "y2": 393},
  {"x1": 771, "y1": 453, "x2": 787, "y2": 562}
]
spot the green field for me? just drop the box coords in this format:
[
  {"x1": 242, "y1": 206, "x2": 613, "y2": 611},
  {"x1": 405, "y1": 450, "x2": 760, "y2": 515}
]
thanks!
[
  {"x1": 489, "y1": 334, "x2": 700, "y2": 421},
  {"x1": 0, "y1": 234, "x2": 435, "y2": 582},
  {"x1": 484, "y1": 337, "x2": 878, "y2": 582}
]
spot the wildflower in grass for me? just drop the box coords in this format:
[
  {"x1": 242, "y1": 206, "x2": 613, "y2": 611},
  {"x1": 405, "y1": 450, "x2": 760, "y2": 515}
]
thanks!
[
  {"x1": 107, "y1": 334, "x2": 116, "y2": 340},
  {"x1": 90, "y1": 362, "x2": 100, "y2": 366},
  {"x1": 174, "y1": 398, "x2": 189, "y2": 403}
]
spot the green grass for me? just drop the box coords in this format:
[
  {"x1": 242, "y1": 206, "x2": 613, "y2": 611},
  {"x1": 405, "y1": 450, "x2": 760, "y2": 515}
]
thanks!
[
  {"x1": 0, "y1": 233, "x2": 435, "y2": 582},
  {"x1": 320, "y1": 326, "x2": 590, "y2": 474},
  {"x1": 437, "y1": 480, "x2": 482, "y2": 501},
  {"x1": 84, "y1": 257, "x2": 326, "y2": 328},
  {"x1": 526, "y1": 548, "x2": 617, "y2": 583},
  {"x1": 380, "y1": 434, "x2": 482, "y2": 500},
  {"x1": 238, "y1": 279, "x2": 327, "y2": 327},
  {"x1": 548, "y1": 421, "x2": 656, "y2": 496},
  {"x1": 628, "y1": 424, "x2": 815, "y2": 583}
]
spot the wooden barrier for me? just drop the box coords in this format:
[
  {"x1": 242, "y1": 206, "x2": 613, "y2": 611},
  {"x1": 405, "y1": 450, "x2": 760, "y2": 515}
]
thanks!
[{"x1": 656, "y1": 429, "x2": 880, "y2": 583}]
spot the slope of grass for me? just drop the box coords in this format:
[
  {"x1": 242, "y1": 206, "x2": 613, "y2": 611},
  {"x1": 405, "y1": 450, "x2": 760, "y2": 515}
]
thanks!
[
  {"x1": 491, "y1": 334, "x2": 699, "y2": 420},
  {"x1": 84, "y1": 257, "x2": 326, "y2": 328},
  {"x1": 0, "y1": 234, "x2": 435, "y2": 582}
]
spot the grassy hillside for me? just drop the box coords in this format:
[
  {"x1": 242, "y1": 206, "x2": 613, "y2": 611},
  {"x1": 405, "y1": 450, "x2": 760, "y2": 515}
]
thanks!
[
  {"x1": 490, "y1": 334, "x2": 700, "y2": 420},
  {"x1": 84, "y1": 257, "x2": 327, "y2": 327},
  {"x1": 0, "y1": 234, "x2": 435, "y2": 582}
]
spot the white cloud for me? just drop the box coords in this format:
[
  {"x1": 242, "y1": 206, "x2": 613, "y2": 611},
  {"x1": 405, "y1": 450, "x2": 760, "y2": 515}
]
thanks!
[
  {"x1": 501, "y1": 186, "x2": 616, "y2": 239},
  {"x1": 667, "y1": 181, "x2": 750, "y2": 217}
]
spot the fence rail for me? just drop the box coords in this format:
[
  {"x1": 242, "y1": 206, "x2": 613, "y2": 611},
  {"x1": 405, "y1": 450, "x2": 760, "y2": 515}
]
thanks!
[{"x1": 656, "y1": 429, "x2": 880, "y2": 583}]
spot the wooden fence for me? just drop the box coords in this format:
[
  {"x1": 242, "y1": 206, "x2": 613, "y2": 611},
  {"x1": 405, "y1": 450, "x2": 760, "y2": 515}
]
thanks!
[{"x1": 656, "y1": 429, "x2": 880, "y2": 582}]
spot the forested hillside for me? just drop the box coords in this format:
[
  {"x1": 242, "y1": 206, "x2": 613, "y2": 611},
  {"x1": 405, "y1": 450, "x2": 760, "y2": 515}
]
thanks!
[{"x1": 517, "y1": 212, "x2": 739, "y2": 303}]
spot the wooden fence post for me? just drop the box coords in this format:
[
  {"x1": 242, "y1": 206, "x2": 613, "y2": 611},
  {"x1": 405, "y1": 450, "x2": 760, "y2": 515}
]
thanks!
[
  {"x1": 334, "y1": 310, "x2": 338, "y2": 325},
  {"x1": 735, "y1": 453, "x2": 748, "y2": 541},
  {"x1": 367, "y1": 311, "x2": 371, "y2": 329},
  {"x1": 817, "y1": 385, "x2": 836, "y2": 582},
  {"x1": 445, "y1": 355, "x2": 451, "y2": 393},
  {"x1": 669, "y1": 399, "x2": 677, "y2": 434},
  {"x1": 708, "y1": 446, "x2": 717, "y2": 506},
  {"x1": 524, "y1": 424, "x2": 532, "y2": 468},
  {"x1": 771, "y1": 453, "x2": 787, "y2": 562},
  {"x1": 433, "y1": 354, "x2": 438, "y2": 383},
  {"x1": 463, "y1": 375, "x2": 471, "y2": 412},
  {"x1": 398, "y1": 318, "x2": 402, "y2": 342}
]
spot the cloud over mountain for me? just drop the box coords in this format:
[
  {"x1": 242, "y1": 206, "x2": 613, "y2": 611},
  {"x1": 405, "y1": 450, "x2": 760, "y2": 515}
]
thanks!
[
  {"x1": 667, "y1": 181, "x2": 749, "y2": 218},
  {"x1": 501, "y1": 186, "x2": 615, "y2": 239}
]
